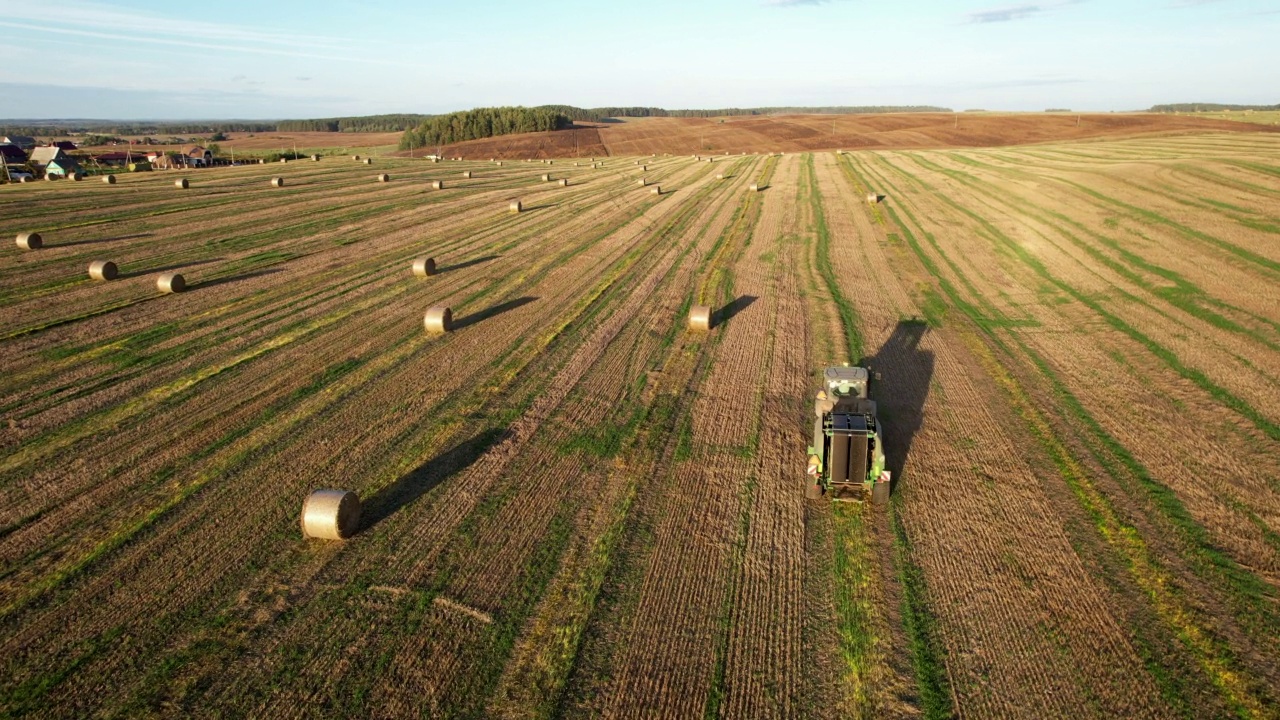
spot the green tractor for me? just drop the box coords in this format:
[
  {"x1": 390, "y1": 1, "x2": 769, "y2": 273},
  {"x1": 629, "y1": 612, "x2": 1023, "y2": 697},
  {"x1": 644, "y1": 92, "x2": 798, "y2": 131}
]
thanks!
[{"x1": 805, "y1": 366, "x2": 890, "y2": 503}]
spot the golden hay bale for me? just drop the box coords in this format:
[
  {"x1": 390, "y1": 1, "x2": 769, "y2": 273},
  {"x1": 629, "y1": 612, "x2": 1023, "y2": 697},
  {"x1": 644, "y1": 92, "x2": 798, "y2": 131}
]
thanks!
[
  {"x1": 509, "y1": 199, "x2": 523, "y2": 213},
  {"x1": 312, "y1": 154, "x2": 320, "y2": 161},
  {"x1": 542, "y1": 173, "x2": 552, "y2": 182},
  {"x1": 365, "y1": 158, "x2": 373, "y2": 165},
  {"x1": 271, "y1": 177, "x2": 285, "y2": 187},
  {"x1": 377, "y1": 173, "x2": 390, "y2": 182},
  {"x1": 424, "y1": 305, "x2": 453, "y2": 333},
  {"x1": 558, "y1": 178, "x2": 568, "y2": 186},
  {"x1": 353, "y1": 155, "x2": 361, "y2": 161},
  {"x1": 640, "y1": 165, "x2": 647, "y2": 171},
  {"x1": 280, "y1": 157, "x2": 289, "y2": 163},
  {"x1": 717, "y1": 173, "x2": 725, "y2": 180},
  {"x1": 650, "y1": 186, "x2": 661, "y2": 195},
  {"x1": 866, "y1": 193, "x2": 881, "y2": 204},
  {"x1": 496, "y1": 161, "x2": 503, "y2": 166},
  {"x1": 103, "y1": 175, "x2": 117, "y2": 184},
  {"x1": 638, "y1": 178, "x2": 647, "y2": 187},
  {"x1": 462, "y1": 170, "x2": 472, "y2": 178},
  {"x1": 16, "y1": 232, "x2": 42, "y2": 250},
  {"x1": 413, "y1": 257, "x2": 437, "y2": 278},
  {"x1": 175, "y1": 178, "x2": 189, "y2": 189},
  {"x1": 688, "y1": 305, "x2": 711, "y2": 331},
  {"x1": 258, "y1": 159, "x2": 265, "y2": 164},
  {"x1": 70, "y1": 172, "x2": 84, "y2": 181},
  {"x1": 749, "y1": 183, "x2": 759, "y2": 192},
  {"x1": 301, "y1": 489, "x2": 361, "y2": 540},
  {"x1": 88, "y1": 260, "x2": 118, "y2": 281},
  {"x1": 157, "y1": 273, "x2": 186, "y2": 293},
  {"x1": 432, "y1": 180, "x2": 445, "y2": 190},
  {"x1": 45, "y1": 174, "x2": 57, "y2": 182}
]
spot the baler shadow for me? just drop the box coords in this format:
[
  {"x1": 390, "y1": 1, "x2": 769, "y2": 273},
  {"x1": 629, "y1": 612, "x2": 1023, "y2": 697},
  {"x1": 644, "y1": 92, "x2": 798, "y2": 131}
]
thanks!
[
  {"x1": 862, "y1": 319, "x2": 934, "y2": 497},
  {"x1": 453, "y1": 296, "x2": 537, "y2": 330},
  {"x1": 712, "y1": 295, "x2": 757, "y2": 328},
  {"x1": 361, "y1": 428, "x2": 511, "y2": 530}
]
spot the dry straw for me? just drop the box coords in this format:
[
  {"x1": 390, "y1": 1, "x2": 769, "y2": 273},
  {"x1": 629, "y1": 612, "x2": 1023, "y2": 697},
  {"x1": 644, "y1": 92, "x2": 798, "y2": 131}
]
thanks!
[
  {"x1": 312, "y1": 154, "x2": 321, "y2": 161},
  {"x1": 301, "y1": 489, "x2": 361, "y2": 540},
  {"x1": 509, "y1": 199, "x2": 523, "y2": 213},
  {"x1": 558, "y1": 178, "x2": 568, "y2": 187},
  {"x1": 432, "y1": 180, "x2": 445, "y2": 190},
  {"x1": 70, "y1": 172, "x2": 84, "y2": 181},
  {"x1": 413, "y1": 257, "x2": 437, "y2": 278},
  {"x1": 353, "y1": 155, "x2": 361, "y2": 161},
  {"x1": 462, "y1": 170, "x2": 472, "y2": 178},
  {"x1": 15, "y1": 232, "x2": 42, "y2": 250},
  {"x1": 88, "y1": 260, "x2": 118, "y2": 281},
  {"x1": 280, "y1": 158, "x2": 288, "y2": 163},
  {"x1": 688, "y1": 305, "x2": 711, "y2": 331},
  {"x1": 651, "y1": 186, "x2": 661, "y2": 195},
  {"x1": 175, "y1": 178, "x2": 189, "y2": 189},
  {"x1": 156, "y1": 273, "x2": 186, "y2": 293},
  {"x1": 638, "y1": 178, "x2": 647, "y2": 187},
  {"x1": 749, "y1": 183, "x2": 759, "y2": 192},
  {"x1": 365, "y1": 158, "x2": 373, "y2": 165},
  {"x1": 716, "y1": 173, "x2": 724, "y2": 180},
  {"x1": 424, "y1": 306, "x2": 453, "y2": 333},
  {"x1": 542, "y1": 174, "x2": 552, "y2": 182},
  {"x1": 377, "y1": 174, "x2": 390, "y2": 182},
  {"x1": 866, "y1": 193, "x2": 881, "y2": 204},
  {"x1": 271, "y1": 177, "x2": 285, "y2": 187},
  {"x1": 103, "y1": 175, "x2": 116, "y2": 184}
]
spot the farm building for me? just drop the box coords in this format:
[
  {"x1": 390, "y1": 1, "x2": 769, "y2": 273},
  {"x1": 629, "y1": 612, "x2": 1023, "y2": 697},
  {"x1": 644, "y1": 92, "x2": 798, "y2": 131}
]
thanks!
[
  {"x1": 1, "y1": 135, "x2": 35, "y2": 150},
  {"x1": 28, "y1": 147, "x2": 81, "y2": 177},
  {"x1": 0, "y1": 143, "x2": 28, "y2": 164},
  {"x1": 184, "y1": 146, "x2": 213, "y2": 166},
  {"x1": 89, "y1": 152, "x2": 132, "y2": 167},
  {"x1": 49, "y1": 140, "x2": 78, "y2": 151},
  {"x1": 147, "y1": 152, "x2": 185, "y2": 170}
]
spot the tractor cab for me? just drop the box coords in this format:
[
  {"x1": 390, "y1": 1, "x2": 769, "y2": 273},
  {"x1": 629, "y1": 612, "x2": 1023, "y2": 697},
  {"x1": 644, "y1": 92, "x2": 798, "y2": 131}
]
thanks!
[{"x1": 806, "y1": 366, "x2": 890, "y2": 503}]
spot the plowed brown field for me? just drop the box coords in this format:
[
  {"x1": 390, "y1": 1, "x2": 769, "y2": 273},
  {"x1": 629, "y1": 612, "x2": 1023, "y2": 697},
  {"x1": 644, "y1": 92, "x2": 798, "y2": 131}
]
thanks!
[{"x1": 2, "y1": 131, "x2": 1279, "y2": 719}]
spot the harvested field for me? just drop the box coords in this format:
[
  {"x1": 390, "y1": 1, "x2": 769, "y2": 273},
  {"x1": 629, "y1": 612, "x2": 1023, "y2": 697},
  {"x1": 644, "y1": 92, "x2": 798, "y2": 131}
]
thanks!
[{"x1": 1, "y1": 133, "x2": 1279, "y2": 719}]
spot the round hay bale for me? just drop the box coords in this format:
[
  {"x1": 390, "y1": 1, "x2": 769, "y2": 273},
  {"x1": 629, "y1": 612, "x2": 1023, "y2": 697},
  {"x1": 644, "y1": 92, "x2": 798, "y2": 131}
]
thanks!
[
  {"x1": 462, "y1": 170, "x2": 471, "y2": 179},
  {"x1": 88, "y1": 260, "x2": 118, "y2": 281},
  {"x1": 640, "y1": 165, "x2": 647, "y2": 171},
  {"x1": 157, "y1": 273, "x2": 186, "y2": 293},
  {"x1": 496, "y1": 161, "x2": 503, "y2": 166},
  {"x1": 103, "y1": 174, "x2": 117, "y2": 184},
  {"x1": 365, "y1": 158, "x2": 373, "y2": 165},
  {"x1": 558, "y1": 178, "x2": 568, "y2": 187},
  {"x1": 542, "y1": 174, "x2": 552, "y2": 182},
  {"x1": 353, "y1": 155, "x2": 361, "y2": 161},
  {"x1": 280, "y1": 157, "x2": 289, "y2": 163},
  {"x1": 706, "y1": 158, "x2": 713, "y2": 163},
  {"x1": 45, "y1": 174, "x2": 58, "y2": 182},
  {"x1": 70, "y1": 172, "x2": 84, "y2": 181},
  {"x1": 301, "y1": 489, "x2": 361, "y2": 540},
  {"x1": 312, "y1": 154, "x2": 320, "y2": 161},
  {"x1": 377, "y1": 173, "x2": 390, "y2": 182},
  {"x1": 413, "y1": 257, "x2": 437, "y2": 278},
  {"x1": 638, "y1": 178, "x2": 647, "y2": 187},
  {"x1": 432, "y1": 180, "x2": 445, "y2": 190},
  {"x1": 19, "y1": 176, "x2": 30, "y2": 183},
  {"x1": 258, "y1": 159, "x2": 265, "y2": 165},
  {"x1": 866, "y1": 193, "x2": 881, "y2": 204},
  {"x1": 509, "y1": 199, "x2": 523, "y2": 213},
  {"x1": 271, "y1": 177, "x2": 285, "y2": 187},
  {"x1": 749, "y1": 183, "x2": 759, "y2": 192},
  {"x1": 175, "y1": 178, "x2": 189, "y2": 189},
  {"x1": 424, "y1": 305, "x2": 453, "y2": 333},
  {"x1": 717, "y1": 173, "x2": 725, "y2": 180},
  {"x1": 650, "y1": 186, "x2": 661, "y2": 195},
  {"x1": 16, "y1": 232, "x2": 42, "y2": 250},
  {"x1": 689, "y1": 305, "x2": 711, "y2": 331}
]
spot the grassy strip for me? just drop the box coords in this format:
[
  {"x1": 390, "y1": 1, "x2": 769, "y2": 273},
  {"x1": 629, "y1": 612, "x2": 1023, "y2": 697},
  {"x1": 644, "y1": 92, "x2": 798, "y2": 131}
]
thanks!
[
  {"x1": 888, "y1": 500, "x2": 953, "y2": 719},
  {"x1": 830, "y1": 503, "x2": 881, "y2": 713},
  {"x1": 804, "y1": 154, "x2": 862, "y2": 361}
]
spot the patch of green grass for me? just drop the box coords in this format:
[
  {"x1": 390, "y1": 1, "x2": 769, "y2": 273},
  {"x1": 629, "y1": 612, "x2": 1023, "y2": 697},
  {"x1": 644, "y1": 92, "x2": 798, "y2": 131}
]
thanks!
[{"x1": 889, "y1": 499, "x2": 953, "y2": 719}]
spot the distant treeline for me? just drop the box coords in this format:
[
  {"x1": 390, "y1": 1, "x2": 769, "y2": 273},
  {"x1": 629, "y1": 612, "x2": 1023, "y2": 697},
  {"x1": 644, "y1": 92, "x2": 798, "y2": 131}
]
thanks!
[
  {"x1": 538, "y1": 105, "x2": 951, "y2": 121},
  {"x1": 1150, "y1": 103, "x2": 1280, "y2": 112},
  {"x1": 400, "y1": 107, "x2": 573, "y2": 149},
  {"x1": 276, "y1": 114, "x2": 430, "y2": 132},
  {"x1": 0, "y1": 122, "x2": 275, "y2": 136}
]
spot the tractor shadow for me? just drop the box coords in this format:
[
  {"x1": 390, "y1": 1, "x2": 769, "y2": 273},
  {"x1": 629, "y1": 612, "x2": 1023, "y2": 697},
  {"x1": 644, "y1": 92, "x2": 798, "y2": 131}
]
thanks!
[
  {"x1": 438, "y1": 255, "x2": 498, "y2": 274},
  {"x1": 861, "y1": 319, "x2": 934, "y2": 497},
  {"x1": 453, "y1": 296, "x2": 537, "y2": 330},
  {"x1": 361, "y1": 428, "x2": 511, "y2": 530},
  {"x1": 711, "y1": 295, "x2": 757, "y2": 328}
]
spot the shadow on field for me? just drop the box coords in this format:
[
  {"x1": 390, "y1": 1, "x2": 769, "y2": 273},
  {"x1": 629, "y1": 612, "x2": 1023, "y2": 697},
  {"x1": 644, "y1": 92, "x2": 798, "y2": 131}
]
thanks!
[
  {"x1": 194, "y1": 267, "x2": 283, "y2": 290},
  {"x1": 712, "y1": 295, "x2": 757, "y2": 328},
  {"x1": 453, "y1": 296, "x2": 537, "y2": 330},
  {"x1": 862, "y1": 319, "x2": 935, "y2": 496},
  {"x1": 438, "y1": 255, "x2": 498, "y2": 274},
  {"x1": 58, "y1": 232, "x2": 153, "y2": 248},
  {"x1": 361, "y1": 428, "x2": 512, "y2": 531},
  {"x1": 123, "y1": 257, "x2": 224, "y2": 279}
]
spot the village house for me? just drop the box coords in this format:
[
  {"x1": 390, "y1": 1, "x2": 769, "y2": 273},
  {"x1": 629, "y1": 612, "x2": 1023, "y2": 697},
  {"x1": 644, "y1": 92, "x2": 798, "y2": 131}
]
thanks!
[
  {"x1": 28, "y1": 146, "x2": 81, "y2": 177},
  {"x1": 0, "y1": 135, "x2": 36, "y2": 150},
  {"x1": 0, "y1": 143, "x2": 28, "y2": 164},
  {"x1": 184, "y1": 145, "x2": 212, "y2": 167}
]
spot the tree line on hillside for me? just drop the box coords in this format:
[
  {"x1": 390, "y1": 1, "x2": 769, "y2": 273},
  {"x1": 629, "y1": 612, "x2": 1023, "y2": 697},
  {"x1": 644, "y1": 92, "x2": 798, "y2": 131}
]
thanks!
[
  {"x1": 276, "y1": 114, "x2": 430, "y2": 132},
  {"x1": 537, "y1": 105, "x2": 951, "y2": 121},
  {"x1": 1149, "y1": 103, "x2": 1280, "y2": 113},
  {"x1": 399, "y1": 107, "x2": 573, "y2": 150}
]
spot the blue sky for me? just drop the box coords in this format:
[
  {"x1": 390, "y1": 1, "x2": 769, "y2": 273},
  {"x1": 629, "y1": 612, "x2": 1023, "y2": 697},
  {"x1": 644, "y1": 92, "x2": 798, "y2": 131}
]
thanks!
[{"x1": 0, "y1": 0, "x2": 1276, "y2": 119}]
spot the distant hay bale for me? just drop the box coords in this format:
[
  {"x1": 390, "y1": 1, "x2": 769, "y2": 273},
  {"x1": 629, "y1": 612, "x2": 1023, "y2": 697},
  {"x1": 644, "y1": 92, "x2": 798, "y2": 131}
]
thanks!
[
  {"x1": 638, "y1": 178, "x2": 647, "y2": 187},
  {"x1": 424, "y1": 305, "x2": 453, "y2": 333},
  {"x1": 312, "y1": 154, "x2": 320, "y2": 161},
  {"x1": 462, "y1": 171, "x2": 472, "y2": 178},
  {"x1": 496, "y1": 161, "x2": 503, "y2": 166},
  {"x1": 413, "y1": 257, "x2": 437, "y2": 278},
  {"x1": 706, "y1": 158, "x2": 713, "y2": 163},
  {"x1": 651, "y1": 186, "x2": 661, "y2": 195},
  {"x1": 353, "y1": 155, "x2": 361, "y2": 161},
  {"x1": 15, "y1": 232, "x2": 42, "y2": 250},
  {"x1": 70, "y1": 172, "x2": 84, "y2": 181},
  {"x1": 866, "y1": 193, "x2": 881, "y2": 204},
  {"x1": 510, "y1": 199, "x2": 523, "y2": 213},
  {"x1": 103, "y1": 175, "x2": 117, "y2": 184},
  {"x1": 640, "y1": 165, "x2": 646, "y2": 171},
  {"x1": 88, "y1": 260, "x2": 118, "y2": 281},
  {"x1": 175, "y1": 178, "x2": 189, "y2": 189},
  {"x1": 542, "y1": 174, "x2": 552, "y2": 181},
  {"x1": 432, "y1": 180, "x2": 445, "y2": 190},
  {"x1": 688, "y1": 305, "x2": 711, "y2": 331},
  {"x1": 364, "y1": 158, "x2": 373, "y2": 165},
  {"x1": 271, "y1": 177, "x2": 285, "y2": 187},
  {"x1": 258, "y1": 159, "x2": 265, "y2": 164},
  {"x1": 749, "y1": 183, "x2": 759, "y2": 192},
  {"x1": 547, "y1": 160, "x2": 553, "y2": 165},
  {"x1": 635, "y1": 160, "x2": 642, "y2": 165},
  {"x1": 489, "y1": 158, "x2": 495, "y2": 162},
  {"x1": 45, "y1": 174, "x2": 57, "y2": 182},
  {"x1": 377, "y1": 173, "x2": 390, "y2": 182},
  {"x1": 156, "y1": 273, "x2": 186, "y2": 293},
  {"x1": 280, "y1": 158, "x2": 288, "y2": 163},
  {"x1": 717, "y1": 173, "x2": 724, "y2": 180},
  {"x1": 301, "y1": 489, "x2": 361, "y2": 540},
  {"x1": 559, "y1": 178, "x2": 568, "y2": 186}
]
